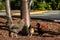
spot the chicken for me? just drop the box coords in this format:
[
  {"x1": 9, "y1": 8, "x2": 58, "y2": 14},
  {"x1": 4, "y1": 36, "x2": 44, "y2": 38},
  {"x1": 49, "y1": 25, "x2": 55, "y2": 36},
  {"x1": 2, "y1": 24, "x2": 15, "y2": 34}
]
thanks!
[
  {"x1": 10, "y1": 18, "x2": 26, "y2": 38},
  {"x1": 28, "y1": 25, "x2": 34, "y2": 36},
  {"x1": 36, "y1": 23, "x2": 47, "y2": 36}
]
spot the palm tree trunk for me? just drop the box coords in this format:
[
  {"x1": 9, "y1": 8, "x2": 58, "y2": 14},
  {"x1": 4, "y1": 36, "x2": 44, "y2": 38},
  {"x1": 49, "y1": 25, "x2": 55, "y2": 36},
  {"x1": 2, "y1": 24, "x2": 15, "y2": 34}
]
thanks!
[
  {"x1": 5, "y1": 0, "x2": 12, "y2": 27},
  {"x1": 5, "y1": 0, "x2": 12, "y2": 37},
  {"x1": 21, "y1": 0, "x2": 30, "y2": 28}
]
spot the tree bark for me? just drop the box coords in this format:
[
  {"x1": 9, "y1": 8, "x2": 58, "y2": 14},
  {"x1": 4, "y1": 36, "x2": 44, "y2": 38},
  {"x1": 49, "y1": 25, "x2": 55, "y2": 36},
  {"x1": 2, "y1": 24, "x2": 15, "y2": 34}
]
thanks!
[
  {"x1": 5, "y1": 0, "x2": 12, "y2": 27},
  {"x1": 21, "y1": 0, "x2": 30, "y2": 28}
]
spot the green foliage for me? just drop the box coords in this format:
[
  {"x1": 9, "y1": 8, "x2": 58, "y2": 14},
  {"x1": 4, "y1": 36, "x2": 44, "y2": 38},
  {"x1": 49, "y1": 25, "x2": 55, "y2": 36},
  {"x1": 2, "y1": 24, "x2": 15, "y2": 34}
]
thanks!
[
  {"x1": 0, "y1": 0, "x2": 60, "y2": 10},
  {"x1": 37, "y1": 2, "x2": 46, "y2": 10},
  {"x1": 31, "y1": 0, "x2": 46, "y2": 10},
  {"x1": 31, "y1": 0, "x2": 60, "y2": 10},
  {"x1": 57, "y1": 3, "x2": 60, "y2": 10},
  {"x1": 10, "y1": 0, "x2": 21, "y2": 10},
  {"x1": 45, "y1": 3, "x2": 52, "y2": 10},
  {"x1": 0, "y1": 0, "x2": 5, "y2": 10}
]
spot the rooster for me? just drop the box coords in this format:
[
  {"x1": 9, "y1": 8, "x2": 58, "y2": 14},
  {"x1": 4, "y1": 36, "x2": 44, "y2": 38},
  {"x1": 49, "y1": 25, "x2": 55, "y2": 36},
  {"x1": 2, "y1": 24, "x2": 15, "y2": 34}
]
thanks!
[
  {"x1": 36, "y1": 23, "x2": 47, "y2": 36},
  {"x1": 10, "y1": 18, "x2": 26, "y2": 38}
]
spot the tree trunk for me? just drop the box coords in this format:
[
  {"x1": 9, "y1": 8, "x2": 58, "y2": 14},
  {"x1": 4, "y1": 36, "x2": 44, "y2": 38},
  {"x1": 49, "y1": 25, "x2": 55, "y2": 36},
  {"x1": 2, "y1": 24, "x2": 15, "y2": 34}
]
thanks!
[
  {"x1": 21, "y1": 0, "x2": 30, "y2": 28},
  {"x1": 5, "y1": 0, "x2": 12, "y2": 27}
]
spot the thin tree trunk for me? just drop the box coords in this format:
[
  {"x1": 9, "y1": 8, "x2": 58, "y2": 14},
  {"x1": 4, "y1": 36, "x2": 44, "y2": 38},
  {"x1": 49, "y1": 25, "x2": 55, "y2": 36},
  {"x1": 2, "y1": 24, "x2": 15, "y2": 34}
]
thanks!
[
  {"x1": 21, "y1": 0, "x2": 30, "y2": 28},
  {"x1": 5, "y1": 0, "x2": 12, "y2": 27},
  {"x1": 5, "y1": 0, "x2": 12, "y2": 37}
]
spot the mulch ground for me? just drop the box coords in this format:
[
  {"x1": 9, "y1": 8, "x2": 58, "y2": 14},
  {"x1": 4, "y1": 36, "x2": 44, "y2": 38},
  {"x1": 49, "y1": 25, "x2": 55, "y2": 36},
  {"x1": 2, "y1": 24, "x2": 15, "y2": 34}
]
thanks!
[
  {"x1": 0, "y1": 17, "x2": 60, "y2": 40},
  {"x1": 0, "y1": 30, "x2": 60, "y2": 40}
]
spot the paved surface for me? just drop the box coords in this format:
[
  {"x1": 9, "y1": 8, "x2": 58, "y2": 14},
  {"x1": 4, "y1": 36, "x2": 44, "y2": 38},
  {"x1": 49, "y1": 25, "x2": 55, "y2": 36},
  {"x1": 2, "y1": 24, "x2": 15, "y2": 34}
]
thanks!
[
  {"x1": 31, "y1": 10, "x2": 60, "y2": 20},
  {"x1": 0, "y1": 10, "x2": 60, "y2": 21}
]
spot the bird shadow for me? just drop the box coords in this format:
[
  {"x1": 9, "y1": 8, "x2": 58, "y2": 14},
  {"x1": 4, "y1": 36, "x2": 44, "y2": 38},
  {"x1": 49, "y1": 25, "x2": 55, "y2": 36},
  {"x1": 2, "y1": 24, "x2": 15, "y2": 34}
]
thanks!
[{"x1": 0, "y1": 25, "x2": 28, "y2": 37}]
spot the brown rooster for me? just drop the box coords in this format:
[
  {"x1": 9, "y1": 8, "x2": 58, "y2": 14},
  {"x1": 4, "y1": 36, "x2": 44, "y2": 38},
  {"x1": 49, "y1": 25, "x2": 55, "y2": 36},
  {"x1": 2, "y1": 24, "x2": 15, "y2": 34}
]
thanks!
[{"x1": 37, "y1": 23, "x2": 47, "y2": 36}]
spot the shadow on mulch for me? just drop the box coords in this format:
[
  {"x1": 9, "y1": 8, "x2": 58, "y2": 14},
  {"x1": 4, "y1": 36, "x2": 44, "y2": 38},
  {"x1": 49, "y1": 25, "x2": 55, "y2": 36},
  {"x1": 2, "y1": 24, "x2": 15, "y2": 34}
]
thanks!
[
  {"x1": 18, "y1": 26, "x2": 28, "y2": 36},
  {"x1": 0, "y1": 25, "x2": 28, "y2": 36},
  {"x1": 0, "y1": 25, "x2": 60, "y2": 37}
]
